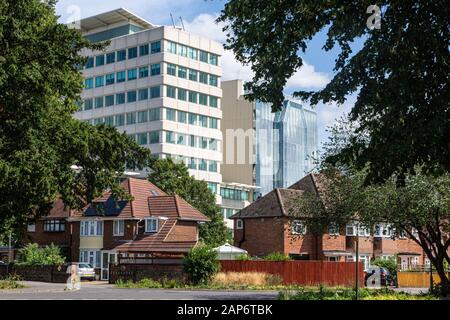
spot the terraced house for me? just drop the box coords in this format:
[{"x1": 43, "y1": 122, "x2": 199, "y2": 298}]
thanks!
[
  {"x1": 26, "y1": 178, "x2": 209, "y2": 280},
  {"x1": 74, "y1": 8, "x2": 223, "y2": 202},
  {"x1": 231, "y1": 173, "x2": 425, "y2": 270}
]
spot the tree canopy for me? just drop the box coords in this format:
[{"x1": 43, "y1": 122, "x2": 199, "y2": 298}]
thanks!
[
  {"x1": 218, "y1": 0, "x2": 450, "y2": 183},
  {"x1": 0, "y1": 0, "x2": 150, "y2": 244},
  {"x1": 148, "y1": 158, "x2": 228, "y2": 247}
]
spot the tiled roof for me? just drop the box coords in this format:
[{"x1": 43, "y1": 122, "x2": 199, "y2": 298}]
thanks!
[
  {"x1": 147, "y1": 195, "x2": 209, "y2": 222},
  {"x1": 231, "y1": 173, "x2": 323, "y2": 219}
]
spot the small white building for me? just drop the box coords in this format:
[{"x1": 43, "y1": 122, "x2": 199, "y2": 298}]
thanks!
[{"x1": 214, "y1": 243, "x2": 248, "y2": 260}]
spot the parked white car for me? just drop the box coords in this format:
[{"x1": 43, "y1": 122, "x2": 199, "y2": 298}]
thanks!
[{"x1": 74, "y1": 263, "x2": 96, "y2": 280}]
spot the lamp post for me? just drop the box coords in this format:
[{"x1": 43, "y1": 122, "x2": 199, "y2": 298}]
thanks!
[
  {"x1": 8, "y1": 230, "x2": 12, "y2": 263},
  {"x1": 355, "y1": 224, "x2": 360, "y2": 300}
]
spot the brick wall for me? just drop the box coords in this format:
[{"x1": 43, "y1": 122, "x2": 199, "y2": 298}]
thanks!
[
  {"x1": 0, "y1": 264, "x2": 68, "y2": 283},
  {"x1": 109, "y1": 263, "x2": 187, "y2": 284}
]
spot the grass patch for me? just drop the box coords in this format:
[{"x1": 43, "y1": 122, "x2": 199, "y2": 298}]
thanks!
[
  {"x1": 278, "y1": 286, "x2": 437, "y2": 300},
  {"x1": 0, "y1": 275, "x2": 25, "y2": 290}
]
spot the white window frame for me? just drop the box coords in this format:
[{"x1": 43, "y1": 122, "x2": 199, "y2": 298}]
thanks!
[
  {"x1": 291, "y1": 220, "x2": 306, "y2": 235},
  {"x1": 113, "y1": 220, "x2": 124, "y2": 236},
  {"x1": 236, "y1": 219, "x2": 243, "y2": 230},
  {"x1": 79, "y1": 250, "x2": 101, "y2": 268},
  {"x1": 346, "y1": 223, "x2": 356, "y2": 236},
  {"x1": 145, "y1": 218, "x2": 158, "y2": 233},
  {"x1": 328, "y1": 224, "x2": 340, "y2": 236},
  {"x1": 80, "y1": 220, "x2": 104, "y2": 237},
  {"x1": 27, "y1": 223, "x2": 36, "y2": 232}
]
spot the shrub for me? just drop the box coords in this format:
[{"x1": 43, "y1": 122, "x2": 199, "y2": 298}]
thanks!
[
  {"x1": 371, "y1": 257, "x2": 398, "y2": 278},
  {"x1": 212, "y1": 272, "x2": 283, "y2": 287},
  {"x1": 17, "y1": 243, "x2": 65, "y2": 265},
  {"x1": 0, "y1": 275, "x2": 25, "y2": 290},
  {"x1": 183, "y1": 245, "x2": 219, "y2": 285},
  {"x1": 264, "y1": 252, "x2": 292, "y2": 261},
  {"x1": 235, "y1": 254, "x2": 250, "y2": 261}
]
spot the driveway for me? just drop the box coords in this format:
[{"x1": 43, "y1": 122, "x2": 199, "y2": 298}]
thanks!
[{"x1": 0, "y1": 281, "x2": 279, "y2": 300}]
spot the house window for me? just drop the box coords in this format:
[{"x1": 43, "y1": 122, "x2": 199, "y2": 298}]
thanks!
[
  {"x1": 346, "y1": 223, "x2": 356, "y2": 236},
  {"x1": 44, "y1": 220, "x2": 65, "y2": 232},
  {"x1": 79, "y1": 250, "x2": 101, "y2": 268},
  {"x1": 113, "y1": 220, "x2": 124, "y2": 236},
  {"x1": 236, "y1": 219, "x2": 243, "y2": 229},
  {"x1": 291, "y1": 220, "x2": 306, "y2": 235},
  {"x1": 145, "y1": 218, "x2": 158, "y2": 233},
  {"x1": 328, "y1": 224, "x2": 339, "y2": 236},
  {"x1": 27, "y1": 223, "x2": 36, "y2": 232},
  {"x1": 80, "y1": 220, "x2": 104, "y2": 237}
]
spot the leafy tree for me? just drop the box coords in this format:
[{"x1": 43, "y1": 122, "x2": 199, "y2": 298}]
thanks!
[
  {"x1": 148, "y1": 158, "x2": 227, "y2": 246},
  {"x1": 0, "y1": 0, "x2": 150, "y2": 241},
  {"x1": 371, "y1": 257, "x2": 398, "y2": 282},
  {"x1": 219, "y1": 0, "x2": 450, "y2": 183},
  {"x1": 17, "y1": 243, "x2": 65, "y2": 265},
  {"x1": 183, "y1": 245, "x2": 220, "y2": 285},
  {"x1": 297, "y1": 169, "x2": 450, "y2": 296}
]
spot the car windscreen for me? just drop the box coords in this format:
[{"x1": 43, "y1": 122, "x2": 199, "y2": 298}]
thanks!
[{"x1": 78, "y1": 263, "x2": 93, "y2": 269}]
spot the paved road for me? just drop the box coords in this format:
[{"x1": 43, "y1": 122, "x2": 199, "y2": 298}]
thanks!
[{"x1": 0, "y1": 281, "x2": 279, "y2": 300}]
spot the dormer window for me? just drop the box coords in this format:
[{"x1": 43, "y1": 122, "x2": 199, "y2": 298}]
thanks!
[{"x1": 145, "y1": 218, "x2": 158, "y2": 233}]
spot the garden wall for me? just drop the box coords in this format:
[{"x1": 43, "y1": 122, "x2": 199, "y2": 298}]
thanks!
[
  {"x1": 0, "y1": 264, "x2": 68, "y2": 283},
  {"x1": 220, "y1": 260, "x2": 364, "y2": 287},
  {"x1": 109, "y1": 263, "x2": 187, "y2": 284},
  {"x1": 397, "y1": 271, "x2": 449, "y2": 288}
]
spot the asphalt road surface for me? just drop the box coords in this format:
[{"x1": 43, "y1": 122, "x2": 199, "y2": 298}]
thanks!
[{"x1": 0, "y1": 281, "x2": 279, "y2": 300}]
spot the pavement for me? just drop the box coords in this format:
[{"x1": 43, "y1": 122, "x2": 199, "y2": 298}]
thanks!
[{"x1": 0, "y1": 281, "x2": 279, "y2": 300}]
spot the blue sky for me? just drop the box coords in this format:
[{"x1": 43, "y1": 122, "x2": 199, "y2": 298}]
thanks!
[{"x1": 56, "y1": 0, "x2": 357, "y2": 151}]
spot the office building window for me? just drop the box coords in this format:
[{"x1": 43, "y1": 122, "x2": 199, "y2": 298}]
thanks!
[
  {"x1": 199, "y1": 93, "x2": 208, "y2": 106},
  {"x1": 149, "y1": 131, "x2": 160, "y2": 144},
  {"x1": 177, "y1": 88, "x2": 187, "y2": 101},
  {"x1": 177, "y1": 133, "x2": 186, "y2": 145},
  {"x1": 178, "y1": 66, "x2": 187, "y2": 78},
  {"x1": 139, "y1": 44, "x2": 149, "y2": 56},
  {"x1": 188, "y1": 91, "x2": 197, "y2": 103},
  {"x1": 178, "y1": 44, "x2": 188, "y2": 57},
  {"x1": 128, "y1": 47, "x2": 138, "y2": 59},
  {"x1": 115, "y1": 114, "x2": 125, "y2": 127},
  {"x1": 127, "y1": 91, "x2": 137, "y2": 103},
  {"x1": 139, "y1": 66, "x2": 149, "y2": 78},
  {"x1": 126, "y1": 112, "x2": 136, "y2": 125},
  {"x1": 200, "y1": 137, "x2": 208, "y2": 149},
  {"x1": 188, "y1": 47, "x2": 198, "y2": 60},
  {"x1": 127, "y1": 68, "x2": 137, "y2": 81},
  {"x1": 151, "y1": 41, "x2": 161, "y2": 54},
  {"x1": 166, "y1": 86, "x2": 176, "y2": 98},
  {"x1": 150, "y1": 86, "x2": 160, "y2": 98},
  {"x1": 188, "y1": 113, "x2": 197, "y2": 125},
  {"x1": 207, "y1": 183, "x2": 217, "y2": 194},
  {"x1": 167, "y1": 63, "x2": 176, "y2": 76},
  {"x1": 150, "y1": 63, "x2": 160, "y2": 76},
  {"x1": 221, "y1": 188, "x2": 249, "y2": 201},
  {"x1": 149, "y1": 108, "x2": 160, "y2": 121},
  {"x1": 137, "y1": 133, "x2": 148, "y2": 145},
  {"x1": 105, "y1": 95, "x2": 114, "y2": 107},
  {"x1": 209, "y1": 54, "x2": 218, "y2": 65},
  {"x1": 188, "y1": 157, "x2": 197, "y2": 169},
  {"x1": 95, "y1": 55, "x2": 104, "y2": 66},
  {"x1": 116, "y1": 93, "x2": 125, "y2": 105},
  {"x1": 177, "y1": 111, "x2": 187, "y2": 123},
  {"x1": 94, "y1": 97, "x2": 103, "y2": 109},
  {"x1": 209, "y1": 75, "x2": 218, "y2": 87},
  {"x1": 117, "y1": 49, "x2": 126, "y2": 61},
  {"x1": 165, "y1": 131, "x2": 175, "y2": 144},
  {"x1": 209, "y1": 118, "x2": 218, "y2": 129},
  {"x1": 209, "y1": 161, "x2": 217, "y2": 172},
  {"x1": 85, "y1": 57, "x2": 94, "y2": 69},
  {"x1": 199, "y1": 115, "x2": 208, "y2": 127},
  {"x1": 138, "y1": 88, "x2": 148, "y2": 101},
  {"x1": 199, "y1": 72, "x2": 208, "y2": 84},
  {"x1": 189, "y1": 69, "x2": 198, "y2": 81},
  {"x1": 167, "y1": 41, "x2": 177, "y2": 54},
  {"x1": 166, "y1": 108, "x2": 176, "y2": 121},
  {"x1": 209, "y1": 138, "x2": 217, "y2": 151},
  {"x1": 104, "y1": 115, "x2": 114, "y2": 126},
  {"x1": 116, "y1": 71, "x2": 126, "y2": 83},
  {"x1": 105, "y1": 73, "x2": 115, "y2": 85},
  {"x1": 189, "y1": 135, "x2": 196, "y2": 148},
  {"x1": 84, "y1": 98, "x2": 93, "y2": 110},
  {"x1": 209, "y1": 96, "x2": 218, "y2": 108},
  {"x1": 199, "y1": 50, "x2": 208, "y2": 63},
  {"x1": 95, "y1": 76, "x2": 104, "y2": 88},
  {"x1": 85, "y1": 78, "x2": 93, "y2": 89},
  {"x1": 93, "y1": 118, "x2": 103, "y2": 125},
  {"x1": 106, "y1": 52, "x2": 115, "y2": 64},
  {"x1": 199, "y1": 159, "x2": 207, "y2": 171},
  {"x1": 138, "y1": 110, "x2": 148, "y2": 123}
]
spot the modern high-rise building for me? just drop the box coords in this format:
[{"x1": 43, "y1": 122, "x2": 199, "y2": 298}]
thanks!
[
  {"x1": 74, "y1": 9, "x2": 223, "y2": 198},
  {"x1": 220, "y1": 79, "x2": 318, "y2": 226}
]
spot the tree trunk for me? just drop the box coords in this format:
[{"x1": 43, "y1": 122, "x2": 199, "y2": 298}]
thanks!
[{"x1": 434, "y1": 262, "x2": 450, "y2": 297}]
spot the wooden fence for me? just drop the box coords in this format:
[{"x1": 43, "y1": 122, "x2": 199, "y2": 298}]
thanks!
[
  {"x1": 220, "y1": 260, "x2": 364, "y2": 287},
  {"x1": 397, "y1": 272, "x2": 449, "y2": 288}
]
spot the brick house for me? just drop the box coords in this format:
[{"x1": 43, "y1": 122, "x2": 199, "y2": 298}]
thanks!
[
  {"x1": 25, "y1": 178, "x2": 209, "y2": 280},
  {"x1": 231, "y1": 173, "x2": 425, "y2": 270}
]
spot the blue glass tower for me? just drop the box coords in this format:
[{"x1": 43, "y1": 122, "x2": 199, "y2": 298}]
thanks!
[{"x1": 255, "y1": 99, "x2": 318, "y2": 195}]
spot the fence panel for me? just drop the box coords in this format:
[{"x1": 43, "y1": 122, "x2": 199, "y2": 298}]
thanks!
[
  {"x1": 219, "y1": 260, "x2": 363, "y2": 287},
  {"x1": 397, "y1": 272, "x2": 449, "y2": 288}
]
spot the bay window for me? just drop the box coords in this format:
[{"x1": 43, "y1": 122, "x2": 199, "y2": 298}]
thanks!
[{"x1": 80, "y1": 220, "x2": 104, "y2": 237}]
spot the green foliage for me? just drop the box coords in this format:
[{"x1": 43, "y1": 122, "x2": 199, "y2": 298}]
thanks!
[
  {"x1": 235, "y1": 254, "x2": 250, "y2": 261},
  {"x1": 0, "y1": 0, "x2": 150, "y2": 242},
  {"x1": 219, "y1": 1, "x2": 450, "y2": 184},
  {"x1": 148, "y1": 158, "x2": 227, "y2": 246},
  {"x1": 17, "y1": 243, "x2": 65, "y2": 265},
  {"x1": 183, "y1": 245, "x2": 220, "y2": 285},
  {"x1": 372, "y1": 257, "x2": 398, "y2": 280},
  {"x1": 0, "y1": 275, "x2": 25, "y2": 290},
  {"x1": 264, "y1": 252, "x2": 292, "y2": 261}
]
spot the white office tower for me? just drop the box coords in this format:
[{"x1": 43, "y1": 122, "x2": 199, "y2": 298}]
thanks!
[{"x1": 74, "y1": 9, "x2": 223, "y2": 198}]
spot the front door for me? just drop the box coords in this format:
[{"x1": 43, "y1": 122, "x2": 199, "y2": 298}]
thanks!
[{"x1": 101, "y1": 251, "x2": 117, "y2": 281}]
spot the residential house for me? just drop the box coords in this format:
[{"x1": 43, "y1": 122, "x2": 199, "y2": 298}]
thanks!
[{"x1": 231, "y1": 173, "x2": 425, "y2": 270}]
